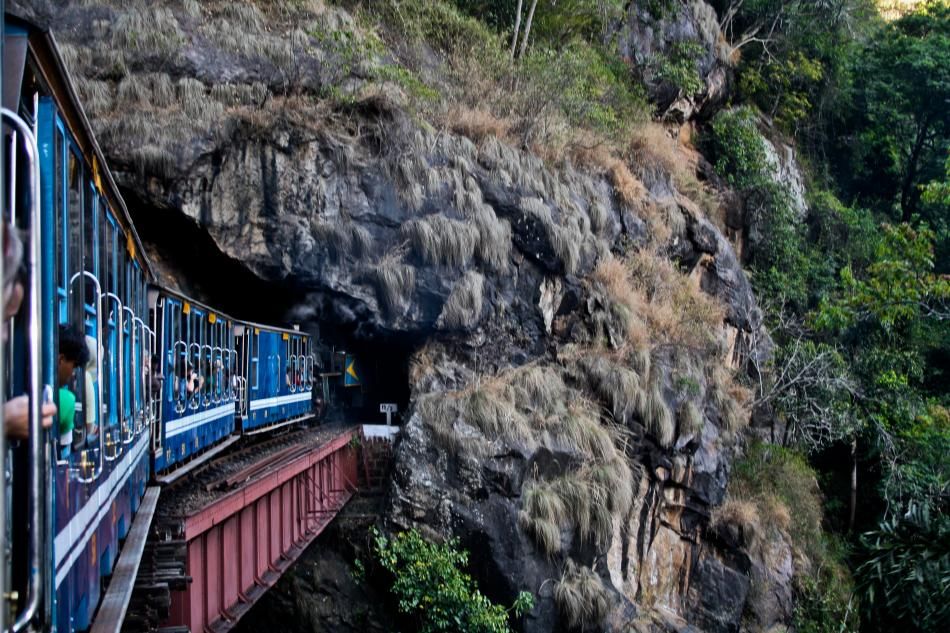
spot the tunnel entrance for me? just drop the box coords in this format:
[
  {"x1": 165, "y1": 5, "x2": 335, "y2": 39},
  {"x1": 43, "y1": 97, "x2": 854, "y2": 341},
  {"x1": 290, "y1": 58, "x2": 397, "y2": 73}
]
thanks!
[
  {"x1": 124, "y1": 189, "x2": 417, "y2": 428},
  {"x1": 330, "y1": 332, "x2": 415, "y2": 426}
]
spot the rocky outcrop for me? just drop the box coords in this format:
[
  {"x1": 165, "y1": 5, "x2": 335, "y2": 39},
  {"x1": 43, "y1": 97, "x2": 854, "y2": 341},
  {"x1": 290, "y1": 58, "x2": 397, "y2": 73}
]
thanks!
[
  {"x1": 617, "y1": 1, "x2": 733, "y2": 121},
  {"x1": 16, "y1": 1, "x2": 795, "y2": 631}
]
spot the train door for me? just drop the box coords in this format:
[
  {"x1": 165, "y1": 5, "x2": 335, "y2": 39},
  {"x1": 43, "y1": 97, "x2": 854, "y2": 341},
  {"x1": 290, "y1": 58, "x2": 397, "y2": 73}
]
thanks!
[
  {"x1": 4, "y1": 94, "x2": 53, "y2": 633},
  {"x1": 250, "y1": 327, "x2": 260, "y2": 405}
]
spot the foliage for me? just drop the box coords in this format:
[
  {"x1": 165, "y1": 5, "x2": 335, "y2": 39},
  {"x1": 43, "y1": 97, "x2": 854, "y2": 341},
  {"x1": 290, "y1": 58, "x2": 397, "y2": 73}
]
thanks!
[
  {"x1": 792, "y1": 551, "x2": 860, "y2": 633},
  {"x1": 452, "y1": 0, "x2": 626, "y2": 46},
  {"x1": 371, "y1": 528, "x2": 534, "y2": 633},
  {"x1": 716, "y1": 0, "x2": 877, "y2": 146},
  {"x1": 728, "y1": 442, "x2": 857, "y2": 630},
  {"x1": 856, "y1": 503, "x2": 950, "y2": 631},
  {"x1": 816, "y1": 224, "x2": 950, "y2": 331},
  {"x1": 653, "y1": 40, "x2": 706, "y2": 96},
  {"x1": 516, "y1": 41, "x2": 649, "y2": 139},
  {"x1": 845, "y1": 0, "x2": 950, "y2": 221},
  {"x1": 704, "y1": 106, "x2": 769, "y2": 189},
  {"x1": 703, "y1": 107, "x2": 813, "y2": 304}
]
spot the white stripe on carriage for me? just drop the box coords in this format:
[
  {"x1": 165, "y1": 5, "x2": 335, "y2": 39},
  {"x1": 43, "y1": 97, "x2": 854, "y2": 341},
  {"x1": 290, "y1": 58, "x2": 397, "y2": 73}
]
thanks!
[
  {"x1": 248, "y1": 391, "x2": 312, "y2": 411},
  {"x1": 164, "y1": 403, "x2": 235, "y2": 439},
  {"x1": 54, "y1": 433, "x2": 150, "y2": 588}
]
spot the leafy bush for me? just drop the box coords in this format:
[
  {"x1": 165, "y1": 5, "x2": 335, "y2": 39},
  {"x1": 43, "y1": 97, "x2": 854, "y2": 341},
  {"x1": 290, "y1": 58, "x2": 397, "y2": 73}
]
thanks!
[
  {"x1": 856, "y1": 503, "x2": 950, "y2": 631},
  {"x1": 370, "y1": 528, "x2": 534, "y2": 633}
]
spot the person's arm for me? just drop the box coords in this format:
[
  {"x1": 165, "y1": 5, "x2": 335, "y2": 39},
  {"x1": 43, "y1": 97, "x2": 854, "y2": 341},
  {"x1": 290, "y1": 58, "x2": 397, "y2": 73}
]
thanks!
[{"x1": 3, "y1": 395, "x2": 56, "y2": 439}]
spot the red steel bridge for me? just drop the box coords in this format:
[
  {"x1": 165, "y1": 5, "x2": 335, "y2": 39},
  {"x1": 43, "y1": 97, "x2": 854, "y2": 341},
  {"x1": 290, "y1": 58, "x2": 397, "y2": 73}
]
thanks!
[{"x1": 92, "y1": 425, "x2": 381, "y2": 633}]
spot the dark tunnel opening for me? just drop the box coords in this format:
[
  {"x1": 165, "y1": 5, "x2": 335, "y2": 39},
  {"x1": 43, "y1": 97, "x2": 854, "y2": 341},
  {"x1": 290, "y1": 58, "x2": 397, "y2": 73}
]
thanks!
[{"x1": 124, "y1": 189, "x2": 416, "y2": 427}]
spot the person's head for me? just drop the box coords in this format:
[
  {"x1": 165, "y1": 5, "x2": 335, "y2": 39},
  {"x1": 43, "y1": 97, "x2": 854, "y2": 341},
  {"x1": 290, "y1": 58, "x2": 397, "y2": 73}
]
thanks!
[
  {"x1": 2, "y1": 223, "x2": 24, "y2": 343},
  {"x1": 58, "y1": 326, "x2": 90, "y2": 385}
]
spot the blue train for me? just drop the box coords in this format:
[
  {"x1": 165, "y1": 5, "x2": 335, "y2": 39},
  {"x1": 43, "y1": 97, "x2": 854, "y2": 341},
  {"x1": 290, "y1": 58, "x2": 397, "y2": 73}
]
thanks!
[{"x1": 1, "y1": 14, "x2": 334, "y2": 633}]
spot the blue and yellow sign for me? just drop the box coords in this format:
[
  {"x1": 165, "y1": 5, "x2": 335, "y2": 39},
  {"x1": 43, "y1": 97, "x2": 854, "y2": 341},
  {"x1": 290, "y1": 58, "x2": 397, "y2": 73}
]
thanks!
[{"x1": 344, "y1": 355, "x2": 360, "y2": 387}]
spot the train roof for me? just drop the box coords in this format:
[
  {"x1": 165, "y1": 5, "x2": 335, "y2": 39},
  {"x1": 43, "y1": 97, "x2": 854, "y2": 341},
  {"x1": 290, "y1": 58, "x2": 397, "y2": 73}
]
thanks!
[
  {"x1": 4, "y1": 11, "x2": 156, "y2": 280},
  {"x1": 150, "y1": 284, "x2": 307, "y2": 338}
]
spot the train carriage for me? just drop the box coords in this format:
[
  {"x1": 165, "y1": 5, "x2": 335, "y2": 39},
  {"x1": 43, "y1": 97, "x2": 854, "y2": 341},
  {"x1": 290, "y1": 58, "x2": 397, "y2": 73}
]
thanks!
[
  {"x1": 3, "y1": 14, "x2": 155, "y2": 633},
  {"x1": 151, "y1": 287, "x2": 237, "y2": 475},
  {"x1": 2, "y1": 12, "x2": 323, "y2": 633},
  {"x1": 234, "y1": 321, "x2": 315, "y2": 432}
]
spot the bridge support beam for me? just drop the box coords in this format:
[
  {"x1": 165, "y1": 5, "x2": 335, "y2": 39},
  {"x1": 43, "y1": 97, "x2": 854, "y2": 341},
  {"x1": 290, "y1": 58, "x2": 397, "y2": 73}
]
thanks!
[{"x1": 166, "y1": 430, "x2": 360, "y2": 633}]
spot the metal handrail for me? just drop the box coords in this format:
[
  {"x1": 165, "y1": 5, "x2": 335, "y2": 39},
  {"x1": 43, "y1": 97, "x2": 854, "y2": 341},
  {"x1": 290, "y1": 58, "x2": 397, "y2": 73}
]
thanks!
[
  {"x1": 230, "y1": 348, "x2": 239, "y2": 401},
  {"x1": 122, "y1": 306, "x2": 137, "y2": 432},
  {"x1": 307, "y1": 354, "x2": 316, "y2": 390},
  {"x1": 68, "y1": 271, "x2": 104, "y2": 486},
  {"x1": 142, "y1": 324, "x2": 156, "y2": 426},
  {"x1": 4, "y1": 107, "x2": 49, "y2": 633},
  {"x1": 133, "y1": 317, "x2": 147, "y2": 433},
  {"x1": 201, "y1": 344, "x2": 213, "y2": 408},
  {"x1": 211, "y1": 346, "x2": 223, "y2": 405},
  {"x1": 102, "y1": 292, "x2": 130, "y2": 446},
  {"x1": 288, "y1": 354, "x2": 297, "y2": 393},
  {"x1": 188, "y1": 342, "x2": 201, "y2": 410},
  {"x1": 235, "y1": 375, "x2": 248, "y2": 418},
  {"x1": 172, "y1": 340, "x2": 187, "y2": 414}
]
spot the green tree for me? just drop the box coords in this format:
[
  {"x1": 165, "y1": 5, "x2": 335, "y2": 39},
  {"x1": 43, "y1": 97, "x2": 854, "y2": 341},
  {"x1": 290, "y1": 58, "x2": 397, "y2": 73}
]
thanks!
[{"x1": 847, "y1": 1, "x2": 950, "y2": 222}]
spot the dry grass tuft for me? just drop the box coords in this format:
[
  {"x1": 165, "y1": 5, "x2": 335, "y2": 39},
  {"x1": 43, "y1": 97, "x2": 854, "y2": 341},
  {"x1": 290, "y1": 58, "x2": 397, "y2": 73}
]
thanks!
[
  {"x1": 628, "y1": 122, "x2": 680, "y2": 178},
  {"x1": 472, "y1": 204, "x2": 512, "y2": 271},
  {"x1": 608, "y1": 157, "x2": 647, "y2": 209},
  {"x1": 437, "y1": 271, "x2": 485, "y2": 330},
  {"x1": 464, "y1": 384, "x2": 534, "y2": 448},
  {"x1": 626, "y1": 250, "x2": 727, "y2": 351},
  {"x1": 591, "y1": 256, "x2": 650, "y2": 348},
  {"x1": 678, "y1": 400, "x2": 704, "y2": 437},
  {"x1": 579, "y1": 355, "x2": 645, "y2": 426},
  {"x1": 712, "y1": 497, "x2": 762, "y2": 546},
  {"x1": 115, "y1": 75, "x2": 149, "y2": 106},
  {"x1": 402, "y1": 215, "x2": 479, "y2": 267},
  {"x1": 76, "y1": 78, "x2": 113, "y2": 116},
  {"x1": 709, "y1": 365, "x2": 750, "y2": 433},
  {"x1": 111, "y1": 6, "x2": 184, "y2": 57},
  {"x1": 449, "y1": 106, "x2": 512, "y2": 144},
  {"x1": 644, "y1": 385, "x2": 674, "y2": 447},
  {"x1": 211, "y1": 82, "x2": 269, "y2": 107},
  {"x1": 369, "y1": 260, "x2": 415, "y2": 315},
  {"x1": 314, "y1": 221, "x2": 374, "y2": 262},
  {"x1": 554, "y1": 560, "x2": 611, "y2": 630},
  {"x1": 519, "y1": 481, "x2": 568, "y2": 556}
]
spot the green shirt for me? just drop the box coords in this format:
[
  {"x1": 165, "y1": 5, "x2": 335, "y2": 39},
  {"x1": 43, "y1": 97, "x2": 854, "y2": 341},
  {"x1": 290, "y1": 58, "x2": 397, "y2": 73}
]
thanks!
[{"x1": 58, "y1": 387, "x2": 76, "y2": 438}]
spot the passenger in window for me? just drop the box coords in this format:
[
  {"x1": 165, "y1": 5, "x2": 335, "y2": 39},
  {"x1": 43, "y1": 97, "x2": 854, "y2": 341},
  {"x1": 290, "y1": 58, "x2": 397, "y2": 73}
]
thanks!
[
  {"x1": 56, "y1": 325, "x2": 89, "y2": 456},
  {"x1": 186, "y1": 363, "x2": 204, "y2": 398},
  {"x1": 82, "y1": 336, "x2": 100, "y2": 441},
  {"x1": 149, "y1": 354, "x2": 163, "y2": 400},
  {"x1": 2, "y1": 222, "x2": 57, "y2": 439},
  {"x1": 212, "y1": 357, "x2": 223, "y2": 398}
]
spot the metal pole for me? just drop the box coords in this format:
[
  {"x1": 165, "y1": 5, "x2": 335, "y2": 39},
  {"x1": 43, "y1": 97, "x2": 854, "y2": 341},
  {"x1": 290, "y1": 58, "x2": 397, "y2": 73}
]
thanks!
[
  {"x1": 0, "y1": 12, "x2": 8, "y2": 630},
  {"x1": 3, "y1": 106, "x2": 47, "y2": 633}
]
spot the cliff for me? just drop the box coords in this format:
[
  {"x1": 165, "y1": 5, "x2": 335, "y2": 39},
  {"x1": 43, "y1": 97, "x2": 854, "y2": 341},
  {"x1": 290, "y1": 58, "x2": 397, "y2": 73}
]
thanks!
[{"x1": 13, "y1": 1, "x2": 803, "y2": 631}]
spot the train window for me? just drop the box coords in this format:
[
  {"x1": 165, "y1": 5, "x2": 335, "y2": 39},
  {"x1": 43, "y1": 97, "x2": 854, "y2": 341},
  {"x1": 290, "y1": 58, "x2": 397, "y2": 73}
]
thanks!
[
  {"x1": 55, "y1": 128, "x2": 66, "y2": 323},
  {"x1": 84, "y1": 183, "x2": 97, "y2": 276},
  {"x1": 67, "y1": 149, "x2": 83, "y2": 321},
  {"x1": 250, "y1": 331, "x2": 259, "y2": 391},
  {"x1": 83, "y1": 183, "x2": 99, "y2": 324}
]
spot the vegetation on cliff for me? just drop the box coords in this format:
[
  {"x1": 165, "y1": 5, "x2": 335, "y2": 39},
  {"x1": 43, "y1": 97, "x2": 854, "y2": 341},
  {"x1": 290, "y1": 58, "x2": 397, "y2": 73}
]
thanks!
[{"x1": 31, "y1": 0, "x2": 948, "y2": 630}]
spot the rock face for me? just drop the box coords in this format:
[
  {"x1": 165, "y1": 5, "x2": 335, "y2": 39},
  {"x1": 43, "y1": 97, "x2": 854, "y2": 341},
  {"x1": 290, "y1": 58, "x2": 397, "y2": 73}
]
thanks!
[
  {"x1": 617, "y1": 0, "x2": 733, "y2": 121},
  {"x1": 15, "y1": 1, "x2": 796, "y2": 631}
]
